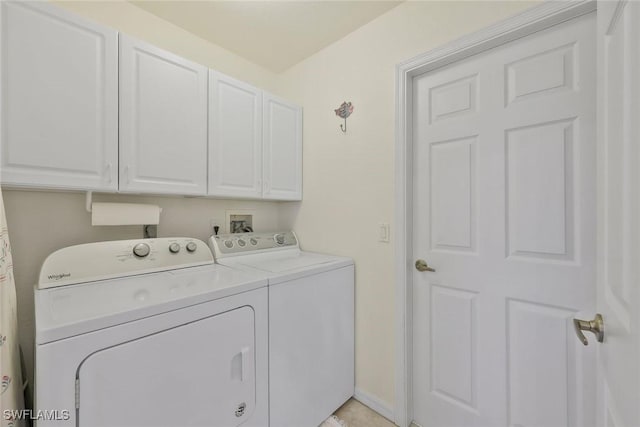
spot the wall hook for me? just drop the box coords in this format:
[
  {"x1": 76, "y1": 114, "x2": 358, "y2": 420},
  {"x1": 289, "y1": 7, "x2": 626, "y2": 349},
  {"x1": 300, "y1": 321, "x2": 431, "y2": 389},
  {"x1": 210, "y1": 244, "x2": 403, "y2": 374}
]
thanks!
[{"x1": 334, "y1": 101, "x2": 354, "y2": 133}]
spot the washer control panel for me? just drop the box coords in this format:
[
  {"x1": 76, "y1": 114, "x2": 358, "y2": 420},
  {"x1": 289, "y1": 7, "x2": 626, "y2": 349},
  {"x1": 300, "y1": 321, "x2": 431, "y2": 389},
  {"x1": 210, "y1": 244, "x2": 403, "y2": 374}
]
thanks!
[
  {"x1": 210, "y1": 231, "x2": 298, "y2": 259},
  {"x1": 38, "y1": 238, "x2": 213, "y2": 289}
]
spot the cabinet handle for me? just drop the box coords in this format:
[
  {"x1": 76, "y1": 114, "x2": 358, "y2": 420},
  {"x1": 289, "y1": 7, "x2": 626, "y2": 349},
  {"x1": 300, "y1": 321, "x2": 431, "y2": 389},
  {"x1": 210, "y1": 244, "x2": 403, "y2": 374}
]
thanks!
[
  {"x1": 105, "y1": 163, "x2": 112, "y2": 184},
  {"x1": 124, "y1": 165, "x2": 130, "y2": 184}
]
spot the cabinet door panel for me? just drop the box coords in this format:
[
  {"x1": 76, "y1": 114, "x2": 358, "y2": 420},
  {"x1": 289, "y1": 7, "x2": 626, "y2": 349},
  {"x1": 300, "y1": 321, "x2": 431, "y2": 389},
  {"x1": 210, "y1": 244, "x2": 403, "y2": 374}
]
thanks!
[
  {"x1": 119, "y1": 35, "x2": 207, "y2": 195},
  {"x1": 209, "y1": 72, "x2": 262, "y2": 198},
  {"x1": 263, "y1": 94, "x2": 302, "y2": 201},
  {"x1": 0, "y1": 1, "x2": 118, "y2": 190}
]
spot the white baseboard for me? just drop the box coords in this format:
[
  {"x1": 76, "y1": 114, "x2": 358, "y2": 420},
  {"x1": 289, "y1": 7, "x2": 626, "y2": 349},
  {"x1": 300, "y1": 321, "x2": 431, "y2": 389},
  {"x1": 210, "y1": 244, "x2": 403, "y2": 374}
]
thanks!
[{"x1": 353, "y1": 387, "x2": 395, "y2": 423}]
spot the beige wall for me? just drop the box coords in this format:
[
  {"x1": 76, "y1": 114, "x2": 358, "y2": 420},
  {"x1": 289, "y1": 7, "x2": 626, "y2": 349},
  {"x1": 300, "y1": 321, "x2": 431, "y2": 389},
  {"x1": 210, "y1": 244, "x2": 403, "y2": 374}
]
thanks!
[
  {"x1": 54, "y1": 0, "x2": 279, "y2": 90},
  {"x1": 7, "y1": 0, "x2": 292, "y2": 393},
  {"x1": 5, "y1": 0, "x2": 540, "y2": 413},
  {"x1": 275, "y1": 0, "x2": 537, "y2": 411}
]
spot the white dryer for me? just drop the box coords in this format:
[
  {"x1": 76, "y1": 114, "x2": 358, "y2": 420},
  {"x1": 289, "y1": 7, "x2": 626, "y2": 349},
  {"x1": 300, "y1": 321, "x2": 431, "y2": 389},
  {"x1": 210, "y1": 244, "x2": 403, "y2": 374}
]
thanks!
[
  {"x1": 210, "y1": 232, "x2": 354, "y2": 427},
  {"x1": 34, "y1": 237, "x2": 268, "y2": 427}
]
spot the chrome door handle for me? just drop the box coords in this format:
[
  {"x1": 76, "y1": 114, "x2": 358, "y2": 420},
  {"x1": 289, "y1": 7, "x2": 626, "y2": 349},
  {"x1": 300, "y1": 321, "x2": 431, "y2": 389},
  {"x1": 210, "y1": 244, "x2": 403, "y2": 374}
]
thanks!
[
  {"x1": 415, "y1": 259, "x2": 435, "y2": 272},
  {"x1": 573, "y1": 313, "x2": 604, "y2": 345}
]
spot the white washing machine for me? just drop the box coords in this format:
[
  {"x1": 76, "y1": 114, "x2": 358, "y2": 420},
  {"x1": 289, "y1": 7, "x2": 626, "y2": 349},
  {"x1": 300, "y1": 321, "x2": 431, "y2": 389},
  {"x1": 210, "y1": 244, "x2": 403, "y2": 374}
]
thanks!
[
  {"x1": 34, "y1": 237, "x2": 268, "y2": 427},
  {"x1": 209, "y1": 232, "x2": 354, "y2": 427}
]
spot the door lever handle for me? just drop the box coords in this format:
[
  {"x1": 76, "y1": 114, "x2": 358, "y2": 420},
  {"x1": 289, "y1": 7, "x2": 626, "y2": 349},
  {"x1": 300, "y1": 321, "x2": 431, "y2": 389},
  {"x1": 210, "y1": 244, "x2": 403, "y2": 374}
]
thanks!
[
  {"x1": 573, "y1": 313, "x2": 604, "y2": 345},
  {"x1": 415, "y1": 259, "x2": 435, "y2": 272}
]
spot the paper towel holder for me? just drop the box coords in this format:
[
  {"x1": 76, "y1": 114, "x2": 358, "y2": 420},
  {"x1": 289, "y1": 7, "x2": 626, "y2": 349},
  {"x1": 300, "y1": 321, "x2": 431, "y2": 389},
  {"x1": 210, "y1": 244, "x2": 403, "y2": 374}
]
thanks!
[{"x1": 86, "y1": 192, "x2": 160, "y2": 238}]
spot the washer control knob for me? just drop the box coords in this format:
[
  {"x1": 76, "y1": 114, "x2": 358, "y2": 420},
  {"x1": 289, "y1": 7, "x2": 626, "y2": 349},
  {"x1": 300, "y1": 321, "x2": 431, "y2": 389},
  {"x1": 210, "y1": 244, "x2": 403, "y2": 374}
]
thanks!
[
  {"x1": 186, "y1": 242, "x2": 197, "y2": 253},
  {"x1": 250, "y1": 238, "x2": 258, "y2": 246},
  {"x1": 133, "y1": 243, "x2": 151, "y2": 258},
  {"x1": 237, "y1": 239, "x2": 246, "y2": 247},
  {"x1": 224, "y1": 240, "x2": 234, "y2": 249},
  {"x1": 274, "y1": 233, "x2": 285, "y2": 245},
  {"x1": 169, "y1": 243, "x2": 180, "y2": 254}
]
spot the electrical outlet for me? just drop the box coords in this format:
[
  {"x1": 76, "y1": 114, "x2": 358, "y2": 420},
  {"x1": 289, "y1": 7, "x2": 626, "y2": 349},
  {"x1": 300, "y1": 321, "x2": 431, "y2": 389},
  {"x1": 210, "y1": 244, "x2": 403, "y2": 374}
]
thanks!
[
  {"x1": 379, "y1": 223, "x2": 390, "y2": 243},
  {"x1": 209, "y1": 218, "x2": 221, "y2": 235}
]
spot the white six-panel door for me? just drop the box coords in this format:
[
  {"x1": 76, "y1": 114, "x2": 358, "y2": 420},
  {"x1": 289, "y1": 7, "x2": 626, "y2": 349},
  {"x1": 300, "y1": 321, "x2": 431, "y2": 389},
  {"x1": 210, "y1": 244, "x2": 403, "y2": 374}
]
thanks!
[
  {"x1": 597, "y1": 1, "x2": 640, "y2": 425},
  {"x1": 0, "y1": 1, "x2": 118, "y2": 191},
  {"x1": 208, "y1": 72, "x2": 263, "y2": 199},
  {"x1": 412, "y1": 13, "x2": 596, "y2": 427},
  {"x1": 119, "y1": 35, "x2": 207, "y2": 195}
]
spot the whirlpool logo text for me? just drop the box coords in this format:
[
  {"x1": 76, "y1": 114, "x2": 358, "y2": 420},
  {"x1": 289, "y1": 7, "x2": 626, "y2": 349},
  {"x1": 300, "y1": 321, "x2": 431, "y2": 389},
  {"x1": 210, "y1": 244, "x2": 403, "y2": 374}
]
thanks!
[{"x1": 47, "y1": 272, "x2": 71, "y2": 281}]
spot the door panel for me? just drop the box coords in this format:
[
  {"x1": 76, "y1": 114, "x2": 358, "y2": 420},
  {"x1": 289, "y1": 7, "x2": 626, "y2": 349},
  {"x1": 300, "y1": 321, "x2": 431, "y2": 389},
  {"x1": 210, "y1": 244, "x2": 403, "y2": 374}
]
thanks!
[
  {"x1": 505, "y1": 43, "x2": 575, "y2": 105},
  {"x1": 506, "y1": 119, "x2": 575, "y2": 260},
  {"x1": 597, "y1": 1, "x2": 640, "y2": 425},
  {"x1": 430, "y1": 137, "x2": 476, "y2": 253},
  {"x1": 430, "y1": 285, "x2": 477, "y2": 410},
  {"x1": 412, "y1": 14, "x2": 596, "y2": 427},
  {"x1": 507, "y1": 300, "x2": 577, "y2": 427}
]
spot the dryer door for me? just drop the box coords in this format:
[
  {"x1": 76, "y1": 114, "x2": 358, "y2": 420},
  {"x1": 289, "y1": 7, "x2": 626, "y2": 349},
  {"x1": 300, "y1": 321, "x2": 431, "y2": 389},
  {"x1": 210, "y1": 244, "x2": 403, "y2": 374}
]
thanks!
[{"x1": 77, "y1": 306, "x2": 255, "y2": 427}]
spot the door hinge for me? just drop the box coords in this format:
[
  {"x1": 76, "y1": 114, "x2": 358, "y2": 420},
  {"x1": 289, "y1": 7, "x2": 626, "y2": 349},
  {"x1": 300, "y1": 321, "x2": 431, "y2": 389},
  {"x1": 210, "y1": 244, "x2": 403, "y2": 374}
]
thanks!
[{"x1": 75, "y1": 378, "x2": 80, "y2": 409}]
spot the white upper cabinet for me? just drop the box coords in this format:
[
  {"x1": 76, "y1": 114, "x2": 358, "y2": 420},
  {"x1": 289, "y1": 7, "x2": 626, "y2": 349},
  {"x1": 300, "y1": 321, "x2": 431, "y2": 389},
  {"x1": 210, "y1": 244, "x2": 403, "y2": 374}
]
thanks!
[
  {"x1": 262, "y1": 93, "x2": 302, "y2": 201},
  {"x1": 1, "y1": 1, "x2": 302, "y2": 200},
  {"x1": 119, "y1": 35, "x2": 208, "y2": 195},
  {"x1": 209, "y1": 72, "x2": 263, "y2": 199},
  {"x1": 0, "y1": 1, "x2": 118, "y2": 190},
  {"x1": 209, "y1": 77, "x2": 303, "y2": 201}
]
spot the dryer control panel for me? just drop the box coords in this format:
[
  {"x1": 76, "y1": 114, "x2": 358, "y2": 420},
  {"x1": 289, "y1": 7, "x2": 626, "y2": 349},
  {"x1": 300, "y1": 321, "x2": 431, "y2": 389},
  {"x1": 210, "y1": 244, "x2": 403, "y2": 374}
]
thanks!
[
  {"x1": 210, "y1": 231, "x2": 298, "y2": 259},
  {"x1": 38, "y1": 238, "x2": 213, "y2": 289}
]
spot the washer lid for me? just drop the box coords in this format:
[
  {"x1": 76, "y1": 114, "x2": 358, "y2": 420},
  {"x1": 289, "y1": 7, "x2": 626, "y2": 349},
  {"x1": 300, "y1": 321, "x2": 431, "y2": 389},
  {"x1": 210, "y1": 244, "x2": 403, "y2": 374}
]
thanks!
[
  {"x1": 238, "y1": 252, "x2": 341, "y2": 273},
  {"x1": 34, "y1": 264, "x2": 267, "y2": 344},
  {"x1": 219, "y1": 250, "x2": 353, "y2": 285}
]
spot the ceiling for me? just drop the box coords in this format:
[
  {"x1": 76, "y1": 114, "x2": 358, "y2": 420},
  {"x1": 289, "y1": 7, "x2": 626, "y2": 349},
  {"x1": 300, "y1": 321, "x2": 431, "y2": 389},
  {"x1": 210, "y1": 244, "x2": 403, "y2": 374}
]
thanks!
[{"x1": 130, "y1": 1, "x2": 402, "y2": 73}]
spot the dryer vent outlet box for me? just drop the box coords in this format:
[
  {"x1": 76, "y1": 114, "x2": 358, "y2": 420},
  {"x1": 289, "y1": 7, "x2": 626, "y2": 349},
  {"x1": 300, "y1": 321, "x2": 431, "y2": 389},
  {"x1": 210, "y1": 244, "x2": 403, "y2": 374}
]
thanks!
[{"x1": 229, "y1": 214, "x2": 253, "y2": 233}]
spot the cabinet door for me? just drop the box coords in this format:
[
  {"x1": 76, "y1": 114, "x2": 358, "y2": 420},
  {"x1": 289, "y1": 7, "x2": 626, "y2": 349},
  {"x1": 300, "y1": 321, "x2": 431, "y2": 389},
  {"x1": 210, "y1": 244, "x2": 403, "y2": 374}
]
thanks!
[
  {"x1": 209, "y1": 72, "x2": 262, "y2": 199},
  {"x1": 0, "y1": 1, "x2": 118, "y2": 190},
  {"x1": 262, "y1": 93, "x2": 302, "y2": 201},
  {"x1": 119, "y1": 35, "x2": 207, "y2": 195}
]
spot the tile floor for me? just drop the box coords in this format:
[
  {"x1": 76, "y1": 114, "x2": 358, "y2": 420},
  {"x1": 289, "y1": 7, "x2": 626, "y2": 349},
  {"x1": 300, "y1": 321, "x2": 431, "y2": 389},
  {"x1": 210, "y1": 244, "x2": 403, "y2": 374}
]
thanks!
[{"x1": 334, "y1": 399, "x2": 396, "y2": 427}]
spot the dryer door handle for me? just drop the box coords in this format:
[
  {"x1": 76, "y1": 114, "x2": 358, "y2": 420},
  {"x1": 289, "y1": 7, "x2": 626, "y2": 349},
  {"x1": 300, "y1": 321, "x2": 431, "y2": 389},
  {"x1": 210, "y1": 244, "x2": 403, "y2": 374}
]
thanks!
[
  {"x1": 240, "y1": 347, "x2": 250, "y2": 382},
  {"x1": 232, "y1": 347, "x2": 251, "y2": 382}
]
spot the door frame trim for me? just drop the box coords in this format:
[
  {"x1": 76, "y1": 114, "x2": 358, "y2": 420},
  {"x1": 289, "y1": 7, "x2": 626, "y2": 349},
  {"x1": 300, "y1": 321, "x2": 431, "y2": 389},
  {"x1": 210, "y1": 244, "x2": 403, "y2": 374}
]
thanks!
[{"x1": 394, "y1": 2, "x2": 596, "y2": 425}]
